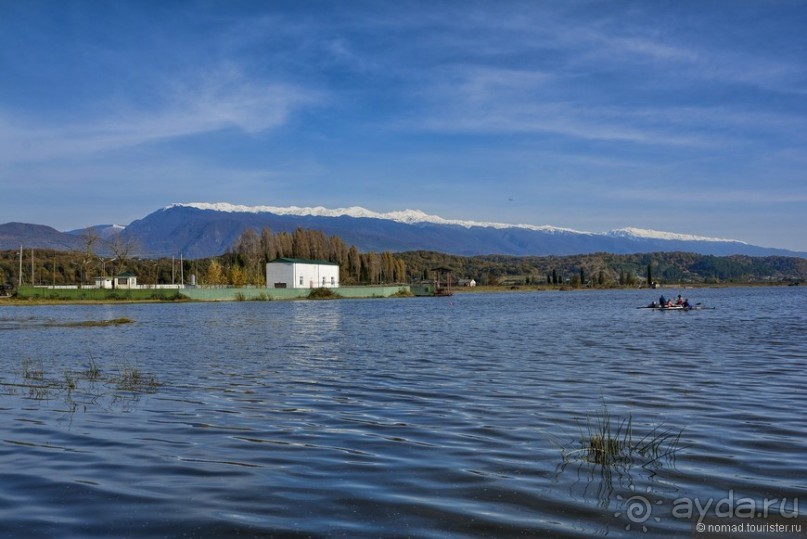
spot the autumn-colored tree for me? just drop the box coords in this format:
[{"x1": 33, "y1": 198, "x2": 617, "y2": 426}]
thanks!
[
  {"x1": 203, "y1": 259, "x2": 226, "y2": 285},
  {"x1": 228, "y1": 264, "x2": 248, "y2": 286}
]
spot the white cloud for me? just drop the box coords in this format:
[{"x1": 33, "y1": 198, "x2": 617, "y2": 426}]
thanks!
[
  {"x1": 606, "y1": 187, "x2": 807, "y2": 205},
  {"x1": 0, "y1": 67, "x2": 323, "y2": 163}
]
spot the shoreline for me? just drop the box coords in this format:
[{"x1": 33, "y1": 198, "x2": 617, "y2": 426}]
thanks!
[{"x1": 0, "y1": 281, "x2": 796, "y2": 306}]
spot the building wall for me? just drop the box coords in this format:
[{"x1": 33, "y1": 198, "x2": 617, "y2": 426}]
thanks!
[
  {"x1": 115, "y1": 276, "x2": 138, "y2": 289},
  {"x1": 266, "y1": 261, "x2": 340, "y2": 289}
]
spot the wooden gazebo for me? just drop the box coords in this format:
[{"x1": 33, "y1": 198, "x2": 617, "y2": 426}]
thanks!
[{"x1": 431, "y1": 266, "x2": 454, "y2": 296}]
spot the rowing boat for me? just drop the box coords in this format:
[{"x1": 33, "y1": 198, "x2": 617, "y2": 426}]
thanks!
[{"x1": 637, "y1": 303, "x2": 712, "y2": 311}]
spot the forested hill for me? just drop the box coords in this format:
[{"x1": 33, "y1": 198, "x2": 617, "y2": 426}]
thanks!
[
  {"x1": 2, "y1": 229, "x2": 805, "y2": 290},
  {"x1": 397, "y1": 251, "x2": 807, "y2": 286}
]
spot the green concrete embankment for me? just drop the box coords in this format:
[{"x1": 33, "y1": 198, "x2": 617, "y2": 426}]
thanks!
[
  {"x1": 180, "y1": 285, "x2": 410, "y2": 301},
  {"x1": 15, "y1": 285, "x2": 411, "y2": 302}
]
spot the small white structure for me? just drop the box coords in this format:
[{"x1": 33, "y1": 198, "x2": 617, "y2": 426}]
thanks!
[
  {"x1": 95, "y1": 272, "x2": 138, "y2": 289},
  {"x1": 95, "y1": 276, "x2": 114, "y2": 289},
  {"x1": 266, "y1": 258, "x2": 340, "y2": 289}
]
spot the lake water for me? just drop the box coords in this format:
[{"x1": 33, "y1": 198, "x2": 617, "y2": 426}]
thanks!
[{"x1": 1, "y1": 287, "x2": 805, "y2": 538}]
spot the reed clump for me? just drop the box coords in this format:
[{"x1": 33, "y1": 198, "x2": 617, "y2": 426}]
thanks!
[
  {"x1": 10, "y1": 355, "x2": 161, "y2": 408},
  {"x1": 85, "y1": 354, "x2": 102, "y2": 381},
  {"x1": 563, "y1": 405, "x2": 684, "y2": 468},
  {"x1": 21, "y1": 358, "x2": 45, "y2": 381},
  {"x1": 43, "y1": 318, "x2": 135, "y2": 328},
  {"x1": 115, "y1": 362, "x2": 160, "y2": 392},
  {"x1": 70, "y1": 318, "x2": 135, "y2": 327}
]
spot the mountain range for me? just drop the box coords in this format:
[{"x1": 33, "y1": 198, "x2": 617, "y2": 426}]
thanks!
[{"x1": 1, "y1": 202, "x2": 804, "y2": 259}]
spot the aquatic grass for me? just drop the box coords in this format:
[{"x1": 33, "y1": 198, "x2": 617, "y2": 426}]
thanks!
[
  {"x1": 66, "y1": 318, "x2": 135, "y2": 328},
  {"x1": 63, "y1": 371, "x2": 77, "y2": 392},
  {"x1": 85, "y1": 354, "x2": 102, "y2": 381},
  {"x1": 114, "y1": 361, "x2": 160, "y2": 393},
  {"x1": 37, "y1": 318, "x2": 135, "y2": 328},
  {"x1": 21, "y1": 358, "x2": 45, "y2": 381},
  {"x1": 8, "y1": 354, "x2": 162, "y2": 414},
  {"x1": 562, "y1": 405, "x2": 684, "y2": 469},
  {"x1": 390, "y1": 289, "x2": 414, "y2": 297}
]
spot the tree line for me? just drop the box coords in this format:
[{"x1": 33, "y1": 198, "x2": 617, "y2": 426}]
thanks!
[
  {"x1": 0, "y1": 227, "x2": 408, "y2": 289},
  {"x1": 2, "y1": 233, "x2": 805, "y2": 291},
  {"x1": 209, "y1": 227, "x2": 406, "y2": 285},
  {"x1": 396, "y1": 251, "x2": 807, "y2": 286}
]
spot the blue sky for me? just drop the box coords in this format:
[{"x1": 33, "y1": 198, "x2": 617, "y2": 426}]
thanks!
[{"x1": 1, "y1": 1, "x2": 806, "y2": 251}]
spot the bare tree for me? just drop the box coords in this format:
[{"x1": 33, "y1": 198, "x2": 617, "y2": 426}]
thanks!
[
  {"x1": 234, "y1": 228, "x2": 263, "y2": 284},
  {"x1": 78, "y1": 228, "x2": 101, "y2": 285},
  {"x1": 108, "y1": 234, "x2": 140, "y2": 276}
]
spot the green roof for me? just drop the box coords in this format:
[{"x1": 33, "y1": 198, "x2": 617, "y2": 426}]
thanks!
[{"x1": 268, "y1": 257, "x2": 339, "y2": 266}]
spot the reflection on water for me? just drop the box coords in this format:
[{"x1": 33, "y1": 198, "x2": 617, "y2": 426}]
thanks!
[{"x1": 1, "y1": 287, "x2": 806, "y2": 537}]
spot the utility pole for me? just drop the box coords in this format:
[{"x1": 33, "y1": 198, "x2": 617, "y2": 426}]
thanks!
[
  {"x1": 19, "y1": 244, "x2": 23, "y2": 287},
  {"x1": 31, "y1": 249, "x2": 35, "y2": 286},
  {"x1": 172, "y1": 256, "x2": 175, "y2": 285},
  {"x1": 180, "y1": 252, "x2": 184, "y2": 285}
]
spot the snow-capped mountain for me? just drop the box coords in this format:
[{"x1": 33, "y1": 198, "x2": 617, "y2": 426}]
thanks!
[
  {"x1": 114, "y1": 203, "x2": 796, "y2": 259},
  {"x1": 604, "y1": 227, "x2": 743, "y2": 244},
  {"x1": 172, "y1": 202, "x2": 583, "y2": 233},
  {"x1": 2, "y1": 202, "x2": 803, "y2": 259}
]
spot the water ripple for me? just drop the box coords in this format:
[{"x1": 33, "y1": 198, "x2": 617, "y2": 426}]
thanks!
[{"x1": 1, "y1": 287, "x2": 805, "y2": 537}]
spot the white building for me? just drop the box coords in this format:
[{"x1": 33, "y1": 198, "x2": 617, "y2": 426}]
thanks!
[
  {"x1": 266, "y1": 258, "x2": 340, "y2": 289},
  {"x1": 95, "y1": 272, "x2": 138, "y2": 289}
]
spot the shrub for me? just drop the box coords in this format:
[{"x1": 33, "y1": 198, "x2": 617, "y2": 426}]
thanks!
[{"x1": 308, "y1": 287, "x2": 340, "y2": 299}]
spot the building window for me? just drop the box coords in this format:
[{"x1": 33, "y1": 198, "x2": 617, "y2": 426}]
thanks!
[
  {"x1": 118, "y1": 278, "x2": 128, "y2": 285},
  {"x1": 331, "y1": 276, "x2": 335, "y2": 285},
  {"x1": 299, "y1": 276, "x2": 304, "y2": 286},
  {"x1": 322, "y1": 277, "x2": 326, "y2": 286}
]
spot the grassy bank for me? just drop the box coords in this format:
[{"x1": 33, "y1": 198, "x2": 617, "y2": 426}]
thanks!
[{"x1": 11, "y1": 286, "x2": 187, "y2": 303}]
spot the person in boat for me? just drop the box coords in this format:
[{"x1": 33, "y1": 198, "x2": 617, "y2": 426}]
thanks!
[
  {"x1": 676, "y1": 294, "x2": 684, "y2": 305},
  {"x1": 659, "y1": 294, "x2": 666, "y2": 307},
  {"x1": 683, "y1": 298, "x2": 690, "y2": 308}
]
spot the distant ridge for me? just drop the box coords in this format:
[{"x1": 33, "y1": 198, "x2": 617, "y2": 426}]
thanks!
[
  {"x1": 170, "y1": 202, "x2": 741, "y2": 242},
  {"x1": 1, "y1": 202, "x2": 803, "y2": 259},
  {"x1": 0, "y1": 222, "x2": 83, "y2": 252}
]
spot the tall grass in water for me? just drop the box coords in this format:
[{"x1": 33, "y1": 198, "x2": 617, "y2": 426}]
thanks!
[
  {"x1": 85, "y1": 353, "x2": 101, "y2": 381},
  {"x1": 114, "y1": 361, "x2": 160, "y2": 392},
  {"x1": 21, "y1": 358, "x2": 45, "y2": 381},
  {"x1": 563, "y1": 405, "x2": 684, "y2": 468}
]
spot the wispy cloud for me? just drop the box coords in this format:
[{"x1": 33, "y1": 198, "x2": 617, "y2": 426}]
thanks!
[
  {"x1": 607, "y1": 187, "x2": 807, "y2": 205},
  {"x1": 0, "y1": 67, "x2": 323, "y2": 163},
  {"x1": 412, "y1": 66, "x2": 727, "y2": 146}
]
